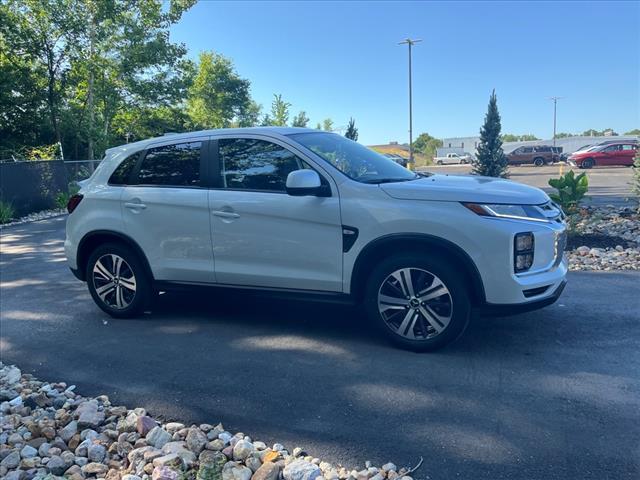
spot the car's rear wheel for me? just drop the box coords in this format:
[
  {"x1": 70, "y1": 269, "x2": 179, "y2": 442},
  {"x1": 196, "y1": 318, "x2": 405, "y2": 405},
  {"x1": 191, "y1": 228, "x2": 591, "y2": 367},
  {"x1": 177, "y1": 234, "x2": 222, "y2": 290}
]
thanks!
[
  {"x1": 581, "y1": 158, "x2": 594, "y2": 169},
  {"x1": 533, "y1": 157, "x2": 545, "y2": 167},
  {"x1": 437, "y1": 160, "x2": 443, "y2": 165},
  {"x1": 364, "y1": 254, "x2": 471, "y2": 351},
  {"x1": 86, "y1": 243, "x2": 151, "y2": 318}
]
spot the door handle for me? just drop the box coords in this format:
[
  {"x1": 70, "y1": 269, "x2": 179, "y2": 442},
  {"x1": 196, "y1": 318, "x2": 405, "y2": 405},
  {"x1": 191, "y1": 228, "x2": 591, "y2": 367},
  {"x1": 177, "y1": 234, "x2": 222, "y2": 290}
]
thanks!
[
  {"x1": 124, "y1": 202, "x2": 147, "y2": 210},
  {"x1": 212, "y1": 210, "x2": 240, "y2": 219}
]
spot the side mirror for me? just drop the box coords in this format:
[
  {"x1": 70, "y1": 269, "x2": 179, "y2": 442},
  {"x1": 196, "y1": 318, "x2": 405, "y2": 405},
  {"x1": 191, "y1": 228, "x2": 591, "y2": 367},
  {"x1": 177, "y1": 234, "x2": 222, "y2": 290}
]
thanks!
[{"x1": 286, "y1": 169, "x2": 328, "y2": 197}]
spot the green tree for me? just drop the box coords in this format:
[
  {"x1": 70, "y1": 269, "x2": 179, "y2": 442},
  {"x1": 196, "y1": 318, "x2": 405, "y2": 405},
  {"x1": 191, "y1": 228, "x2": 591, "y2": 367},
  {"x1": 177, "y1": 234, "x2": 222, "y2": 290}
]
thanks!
[
  {"x1": 624, "y1": 128, "x2": 640, "y2": 136},
  {"x1": 186, "y1": 51, "x2": 251, "y2": 129},
  {"x1": 554, "y1": 132, "x2": 573, "y2": 139},
  {"x1": 502, "y1": 134, "x2": 540, "y2": 142},
  {"x1": 632, "y1": 148, "x2": 640, "y2": 199},
  {"x1": 315, "y1": 122, "x2": 322, "y2": 130},
  {"x1": 291, "y1": 111, "x2": 310, "y2": 128},
  {"x1": 322, "y1": 118, "x2": 334, "y2": 131},
  {"x1": 270, "y1": 94, "x2": 291, "y2": 127},
  {"x1": 413, "y1": 132, "x2": 443, "y2": 159},
  {"x1": 472, "y1": 90, "x2": 508, "y2": 178},
  {"x1": 260, "y1": 114, "x2": 273, "y2": 126},
  {"x1": 236, "y1": 100, "x2": 261, "y2": 127},
  {"x1": 344, "y1": 118, "x2": 358, "y2": 141}
]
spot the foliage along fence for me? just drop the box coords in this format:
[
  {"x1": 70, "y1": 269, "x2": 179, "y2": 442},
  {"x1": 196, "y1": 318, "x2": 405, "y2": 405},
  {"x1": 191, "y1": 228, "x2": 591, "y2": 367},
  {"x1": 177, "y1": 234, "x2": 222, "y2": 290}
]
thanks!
[{"x1": 0, "y1": 161, "x2": 69, "y2": 216}]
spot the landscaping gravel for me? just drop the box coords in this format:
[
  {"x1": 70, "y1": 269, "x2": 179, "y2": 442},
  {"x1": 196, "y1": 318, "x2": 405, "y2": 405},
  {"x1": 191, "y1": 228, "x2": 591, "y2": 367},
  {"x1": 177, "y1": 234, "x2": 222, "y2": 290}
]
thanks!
[
  {"x1": 566, "y1": 205, "x2": 640, "y2": 271},
  {"x1": 0, "y1": 209, "x2": 66, "y2": 228},
  {"x1": 0, "y1": 364, "x2": 417, "y2": 480}
]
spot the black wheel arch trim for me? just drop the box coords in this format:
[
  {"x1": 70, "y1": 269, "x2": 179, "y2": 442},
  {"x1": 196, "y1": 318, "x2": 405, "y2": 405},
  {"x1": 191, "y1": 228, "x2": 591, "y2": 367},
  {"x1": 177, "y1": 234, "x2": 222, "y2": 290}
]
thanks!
[
  {"x1": 76, "y1": 230, "x2": 154, "y2": 282},
  {"x1": 350, "y1": 233, "x2": 486, "y2": 304}
]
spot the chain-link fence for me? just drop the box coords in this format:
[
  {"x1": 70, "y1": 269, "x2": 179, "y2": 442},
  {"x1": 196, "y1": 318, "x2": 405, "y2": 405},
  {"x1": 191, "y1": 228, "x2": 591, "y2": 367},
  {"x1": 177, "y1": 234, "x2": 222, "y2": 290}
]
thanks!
[{"x1": 63, "y1": 160, "x2": 102, "y2": 183}]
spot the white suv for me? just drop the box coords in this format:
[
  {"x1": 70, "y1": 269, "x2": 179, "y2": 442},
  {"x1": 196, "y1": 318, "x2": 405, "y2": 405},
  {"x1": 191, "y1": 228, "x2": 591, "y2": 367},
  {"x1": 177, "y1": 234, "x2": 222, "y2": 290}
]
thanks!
[{"x1": 65, "y1": 128, "x2": 567, "y2": 351}]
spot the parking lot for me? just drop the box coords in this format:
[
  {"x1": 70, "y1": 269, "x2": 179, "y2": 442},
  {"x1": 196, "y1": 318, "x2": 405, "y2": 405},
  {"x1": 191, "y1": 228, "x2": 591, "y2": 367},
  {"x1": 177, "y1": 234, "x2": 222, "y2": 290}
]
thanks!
[
  {"x1": 1, "y1": 216, "x2": 639, "y2": 479},
  {"x1": 421, "y1": 164, "x2": 637, "y2": 205}
]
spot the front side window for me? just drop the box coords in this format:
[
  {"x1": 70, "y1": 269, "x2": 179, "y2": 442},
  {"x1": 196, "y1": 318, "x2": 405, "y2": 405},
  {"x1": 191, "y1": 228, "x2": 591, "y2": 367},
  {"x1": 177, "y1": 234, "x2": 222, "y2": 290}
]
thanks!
[
  {"x1": 136, "y1": 142, "x2": 201, "y2": 186},
  {"x1": 289, "y1": 132, "x2": 416, "y2": 184},
  {"x1": 219, "y1": 138, "x2": 303, "y2": 191}
]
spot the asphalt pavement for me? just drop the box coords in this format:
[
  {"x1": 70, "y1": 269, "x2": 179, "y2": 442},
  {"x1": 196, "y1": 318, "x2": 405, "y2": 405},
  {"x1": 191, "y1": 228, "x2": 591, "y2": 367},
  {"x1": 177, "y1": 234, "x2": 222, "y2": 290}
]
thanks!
[
  {"x1": 421, "y1": 164, "x2": 637, "y2": 206},
  {"x1": 1, "y1": 217, "x2": 639, "y2": 480}
]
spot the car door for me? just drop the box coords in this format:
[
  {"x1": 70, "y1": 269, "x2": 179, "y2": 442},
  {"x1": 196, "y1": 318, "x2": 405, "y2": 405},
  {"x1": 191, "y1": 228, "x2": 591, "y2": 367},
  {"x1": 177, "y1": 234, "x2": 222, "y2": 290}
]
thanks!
[
  {"x1": 599, "y1": 145, "x2": 619, "y2": 166},
  {"x1": 121, "y1": 137, "x2": 215, "y2": 283},
  {"x1": 620, "y1": 144, "x2": 636, "y2": 165},
  {"x1": 208, "y1": 135, "x2": 343, "y2": 292}
]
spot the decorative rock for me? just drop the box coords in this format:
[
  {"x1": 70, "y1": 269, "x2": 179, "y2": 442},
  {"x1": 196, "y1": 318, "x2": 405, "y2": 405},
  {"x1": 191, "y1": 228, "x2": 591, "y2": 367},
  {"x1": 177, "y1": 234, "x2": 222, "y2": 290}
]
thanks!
[
  {"x1": 137, "y1": 416, "x2": 157, "y2": 436},
  {"x1": 88, "y1": 443, "x2": 107, "y2": 462},
  {"x1": 186, "y1": 428, "x2": 208, "y2": 454},
  {"x1": 152, "y1": 465, "x2": 179, "y2": 480},
  {"x1": 381, "y1": 463, "x2": 397, "y2": 472},
  {"x1": 60, "y1": 420, "x2": 78, "y2": 442},
  {"x1": 1, "y1": 451, "x2": 21, "y2": 469},
  {"x1": 147, "y1": 427, "x2": 172, "y2": 449},
  {"x1": 283, "y1": 460, "x2": 322, "y2": 480},
  {"x1": 197, "y1": 450, "x2": 227, "y2": 480},
  {"x1": 222, "y1": 461, "x2": 253, "y2": 480},
  {"x1": 262, "y1": 451, "x2": 280, "y2": 463},
  {"x1": 20, "y1": 445, "x2": 38, "y2": 458},
  {"x1": 153, "y1": 453, "x2": 181, "y2": 469},
  {"x1": 82, "y1": 461, "x2": 109, "y2": 475},
  {"x1": 77, "y1": 401, "x2": 105, "y2": 429},
  {"x1": 233, "y1": 439, "x2": 255, "y2": 461},
  {"x1": 122, "y1": 475, "x2": 143, "y2": 480},
  {"x1": 46, "y1": 455, "x2": 67, "y2": 475},
  {"x1": 252, "y1": 462, "x2": 279, "y2": 480}
]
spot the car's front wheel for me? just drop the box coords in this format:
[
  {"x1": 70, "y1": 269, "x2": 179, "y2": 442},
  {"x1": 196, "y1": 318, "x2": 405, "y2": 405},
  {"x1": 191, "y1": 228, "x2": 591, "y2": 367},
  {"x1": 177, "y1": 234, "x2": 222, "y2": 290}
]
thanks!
[
  {"x1": 533, "y1": 157, "x2": 545, "y2": 167},
  {"x1": 364, "y1": 254, "x2": 471, "y2": 351},
  {"x1": 86, "y1": 243, "x2": 151, "y2": 318},
  {"x1": 581, "y1": 158, "x2": 594, "y2": 169}
]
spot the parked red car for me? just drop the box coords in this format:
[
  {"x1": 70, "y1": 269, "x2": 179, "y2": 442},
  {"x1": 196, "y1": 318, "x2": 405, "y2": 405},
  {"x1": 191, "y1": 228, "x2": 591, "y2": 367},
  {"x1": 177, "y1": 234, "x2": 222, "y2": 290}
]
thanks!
[{"x1": 569, "y1": 142, "x2": 637, "y2": 168}]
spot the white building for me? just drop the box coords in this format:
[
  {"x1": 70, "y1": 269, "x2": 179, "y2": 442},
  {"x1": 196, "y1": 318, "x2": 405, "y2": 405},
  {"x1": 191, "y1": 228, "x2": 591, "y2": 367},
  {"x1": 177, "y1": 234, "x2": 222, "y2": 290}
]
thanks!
[{"x1": 437, "y1": 135, "x2": 639, "y2": 157}]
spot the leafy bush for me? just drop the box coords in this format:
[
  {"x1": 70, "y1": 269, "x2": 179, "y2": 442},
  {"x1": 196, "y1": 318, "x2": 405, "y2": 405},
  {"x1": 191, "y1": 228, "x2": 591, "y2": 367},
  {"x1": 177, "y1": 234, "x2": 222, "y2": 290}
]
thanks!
[
  {"x1": 548, "y1": 170, "x2": 588, "y2": 215},
  {"x1": 0, "y1": 201, "x2": 15, "y2": 224},
  {"x1": 55, "y1": 183, "x2": 80, "y2": 210}
]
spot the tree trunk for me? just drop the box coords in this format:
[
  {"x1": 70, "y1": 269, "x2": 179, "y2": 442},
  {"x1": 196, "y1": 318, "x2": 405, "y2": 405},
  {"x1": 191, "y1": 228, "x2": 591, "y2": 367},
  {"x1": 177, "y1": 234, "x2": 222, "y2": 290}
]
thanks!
[
  {"x1": 86, "y1": 10, "x2": 96, "y2": 161},
  {"x1": 46, "y1": 47, "x2": 61, "y2": 144}
]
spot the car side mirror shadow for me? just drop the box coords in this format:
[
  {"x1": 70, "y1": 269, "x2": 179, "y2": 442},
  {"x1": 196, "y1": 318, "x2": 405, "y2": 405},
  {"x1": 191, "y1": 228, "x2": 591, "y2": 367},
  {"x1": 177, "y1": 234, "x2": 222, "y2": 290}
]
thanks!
[{"x1": 285, "y1": 169, "x2": 330, "y2": 197}]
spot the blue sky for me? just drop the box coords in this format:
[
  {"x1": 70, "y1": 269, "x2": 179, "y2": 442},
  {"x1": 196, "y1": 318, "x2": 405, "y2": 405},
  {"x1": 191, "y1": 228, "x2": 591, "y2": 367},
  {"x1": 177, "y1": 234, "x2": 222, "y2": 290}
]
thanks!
[{"x1": 171, "y1": 1, "x2": 640, "y2": 145}]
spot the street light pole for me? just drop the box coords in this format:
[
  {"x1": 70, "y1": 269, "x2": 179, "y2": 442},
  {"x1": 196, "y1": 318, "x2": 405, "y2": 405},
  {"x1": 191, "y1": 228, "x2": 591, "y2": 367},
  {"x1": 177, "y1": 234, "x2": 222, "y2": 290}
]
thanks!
[
  {"x1": 399, "y1": 38, "x2": 421, "y2": 168},
  {"x1": 549, "y1": 96, "x2": 564, "y2": 148}
]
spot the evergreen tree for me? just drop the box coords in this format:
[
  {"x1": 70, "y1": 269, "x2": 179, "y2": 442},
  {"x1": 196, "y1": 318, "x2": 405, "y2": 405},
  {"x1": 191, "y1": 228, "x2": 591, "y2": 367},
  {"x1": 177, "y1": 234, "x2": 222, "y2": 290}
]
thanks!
[
  {"x1": 291, "y1": 111, "x2": 309, "y2": 127},
  {"x1": 472, "y1": 90, "x2": 508, "y2": 178},
  {"x1": 633, "y1": 148, "x2": 640, "y2": 198},
  {"x1": 344, "y1": 117, "x2": 358, "y2": 141},
  {"x1": 270, "y1": 94, "x2": 291, "y2": 126},
  {"x1": 315, "y1": 122, "x2": 322, "y2": 130},
  {"x1": 322, "y1": 118, "x2": 334, "y2": 132}
]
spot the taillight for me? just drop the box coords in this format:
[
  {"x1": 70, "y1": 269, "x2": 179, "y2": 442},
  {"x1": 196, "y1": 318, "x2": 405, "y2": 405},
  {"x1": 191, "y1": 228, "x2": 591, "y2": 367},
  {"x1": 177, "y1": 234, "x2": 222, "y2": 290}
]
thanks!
[{"x1": 67, "y1": 194, "x2": 83, "y2": 214}]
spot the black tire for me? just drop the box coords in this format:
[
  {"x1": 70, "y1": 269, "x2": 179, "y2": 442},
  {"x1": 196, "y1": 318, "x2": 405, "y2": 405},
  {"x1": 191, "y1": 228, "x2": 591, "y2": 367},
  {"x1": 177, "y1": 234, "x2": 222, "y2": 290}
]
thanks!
[
  {"x1": 533, "y1": 157, "x2": 545, "y2": 167},
  {"x1": 86, "y1": 243, "x2": 152, "y2": 318},
  {"x1": 581, "y1": 158, "x2": 594, "y2": 169},
  {"x1": 436, "y1": 160, "x2": 443, "y2": 165},
  {"x1": 364, "y1": 253, "x2": 471, "y2": 352}
]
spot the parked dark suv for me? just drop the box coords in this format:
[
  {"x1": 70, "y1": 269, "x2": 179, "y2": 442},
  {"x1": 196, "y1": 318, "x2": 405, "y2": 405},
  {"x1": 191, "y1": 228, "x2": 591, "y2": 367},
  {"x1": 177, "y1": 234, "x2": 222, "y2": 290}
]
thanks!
[{"x1": 507, "y1": 145, "x2": 560, "y2": 166}]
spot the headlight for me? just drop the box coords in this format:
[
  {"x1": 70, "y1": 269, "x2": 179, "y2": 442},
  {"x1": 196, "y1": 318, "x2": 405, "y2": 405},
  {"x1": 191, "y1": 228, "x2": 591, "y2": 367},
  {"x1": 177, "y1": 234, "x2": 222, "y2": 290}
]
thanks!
[
  {"x1": 514, "y1": 232, "x2": 535, "y2": 273},
  {"x1": 463, "y1": 202, "x2": 550, "y2": 222}
]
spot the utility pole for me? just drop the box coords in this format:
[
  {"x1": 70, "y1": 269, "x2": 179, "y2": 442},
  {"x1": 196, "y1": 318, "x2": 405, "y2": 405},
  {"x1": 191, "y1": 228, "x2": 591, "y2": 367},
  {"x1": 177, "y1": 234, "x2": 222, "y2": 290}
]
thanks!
[
  {"x1": 549, "y1": 96, "x2": 564, "y2": 147},
  {"x1": 399, "y1": 38, "x2": 421, "y2": 169}
]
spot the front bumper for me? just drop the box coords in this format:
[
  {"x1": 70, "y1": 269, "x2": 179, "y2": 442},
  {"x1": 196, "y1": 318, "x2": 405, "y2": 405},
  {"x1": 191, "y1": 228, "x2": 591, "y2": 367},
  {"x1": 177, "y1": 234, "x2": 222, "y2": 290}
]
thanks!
[{"x1": 479, "y1": 279, "x2": 567, "y2": 316}]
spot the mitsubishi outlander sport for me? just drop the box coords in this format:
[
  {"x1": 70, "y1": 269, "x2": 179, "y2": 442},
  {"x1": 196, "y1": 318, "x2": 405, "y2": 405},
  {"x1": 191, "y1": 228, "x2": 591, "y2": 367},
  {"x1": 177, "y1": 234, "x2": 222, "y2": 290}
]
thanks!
[{"x1": 65, "y1": 128, "x2": 568, "y2": 351}]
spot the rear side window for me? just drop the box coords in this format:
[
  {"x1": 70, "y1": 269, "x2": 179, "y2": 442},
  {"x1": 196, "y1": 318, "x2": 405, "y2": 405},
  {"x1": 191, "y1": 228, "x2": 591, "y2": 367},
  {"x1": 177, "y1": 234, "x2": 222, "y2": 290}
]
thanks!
[
  {"x1": 219, "y1": 138, "x2": 302, "y2": 192},
  {"x1": 136, "y1": 142, "x2": 202, "y2": 187},
  {"x1": 109, "y1": 153, "x2": 139, "y2": 185}
]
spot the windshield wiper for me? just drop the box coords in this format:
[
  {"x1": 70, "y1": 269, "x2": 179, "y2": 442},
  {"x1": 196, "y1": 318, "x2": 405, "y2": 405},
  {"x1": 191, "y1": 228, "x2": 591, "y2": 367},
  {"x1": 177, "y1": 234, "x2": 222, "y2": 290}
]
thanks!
[{"x1": 361, "y1": 174, "x2": 420, "y2": 184}]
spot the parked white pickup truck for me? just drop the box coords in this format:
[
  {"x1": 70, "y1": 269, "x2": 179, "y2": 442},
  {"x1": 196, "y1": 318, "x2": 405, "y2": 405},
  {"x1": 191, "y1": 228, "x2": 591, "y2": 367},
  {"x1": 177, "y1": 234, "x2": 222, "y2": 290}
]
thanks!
[{"x1": 433, "y1": 153, "x2": 471, "y2": 165}]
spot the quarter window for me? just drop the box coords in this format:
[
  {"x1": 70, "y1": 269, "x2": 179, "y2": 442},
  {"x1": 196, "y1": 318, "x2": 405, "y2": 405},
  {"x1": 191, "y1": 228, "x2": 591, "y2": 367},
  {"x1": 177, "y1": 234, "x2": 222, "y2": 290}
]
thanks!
[
  {"x1": 109, "y1": 153, "x2": 139, "y2": 185},
  {"x1": 219, "y1": 138, "x2": 303, "y2": 191},
  {"x1": 136, "y1": 142, "x2": 201, "y2": 186}
]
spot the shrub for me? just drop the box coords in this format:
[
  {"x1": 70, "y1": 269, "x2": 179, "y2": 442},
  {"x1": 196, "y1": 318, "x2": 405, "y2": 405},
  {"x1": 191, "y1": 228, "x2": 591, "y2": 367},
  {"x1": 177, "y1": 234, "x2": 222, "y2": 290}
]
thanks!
[
  {"x1": 548, "y1": 170, "x2": 588, "y2": 216},
  {"x1": 55, "y1": 183, "x2": 80, "y2": 210},
  {"x1": 0, "y1": 201, "x2": 15, "y2": 224}
]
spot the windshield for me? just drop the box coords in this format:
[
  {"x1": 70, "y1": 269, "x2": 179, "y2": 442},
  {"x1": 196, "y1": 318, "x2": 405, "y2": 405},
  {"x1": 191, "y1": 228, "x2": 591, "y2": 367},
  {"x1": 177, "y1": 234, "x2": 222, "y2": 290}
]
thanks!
[{"x1": 289, "y1": 132, "x2": 417, "y2": 183}]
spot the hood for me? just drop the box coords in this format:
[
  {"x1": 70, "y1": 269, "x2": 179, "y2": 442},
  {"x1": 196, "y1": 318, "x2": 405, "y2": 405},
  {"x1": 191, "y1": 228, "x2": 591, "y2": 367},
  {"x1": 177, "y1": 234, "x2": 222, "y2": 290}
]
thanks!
[{"x1": 380, "y1": 174, "x2": 549, "y2": 204}]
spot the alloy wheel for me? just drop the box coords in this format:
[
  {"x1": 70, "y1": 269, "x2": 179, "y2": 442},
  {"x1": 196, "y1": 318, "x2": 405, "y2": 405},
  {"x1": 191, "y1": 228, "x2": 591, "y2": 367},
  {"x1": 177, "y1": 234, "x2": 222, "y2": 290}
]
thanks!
[
  {"x1": 377, "y1": 267, "x2": 453, "y2": 340},
  {"x1": 92, "y1": 254, "x2": 137, "y2": 309}
]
